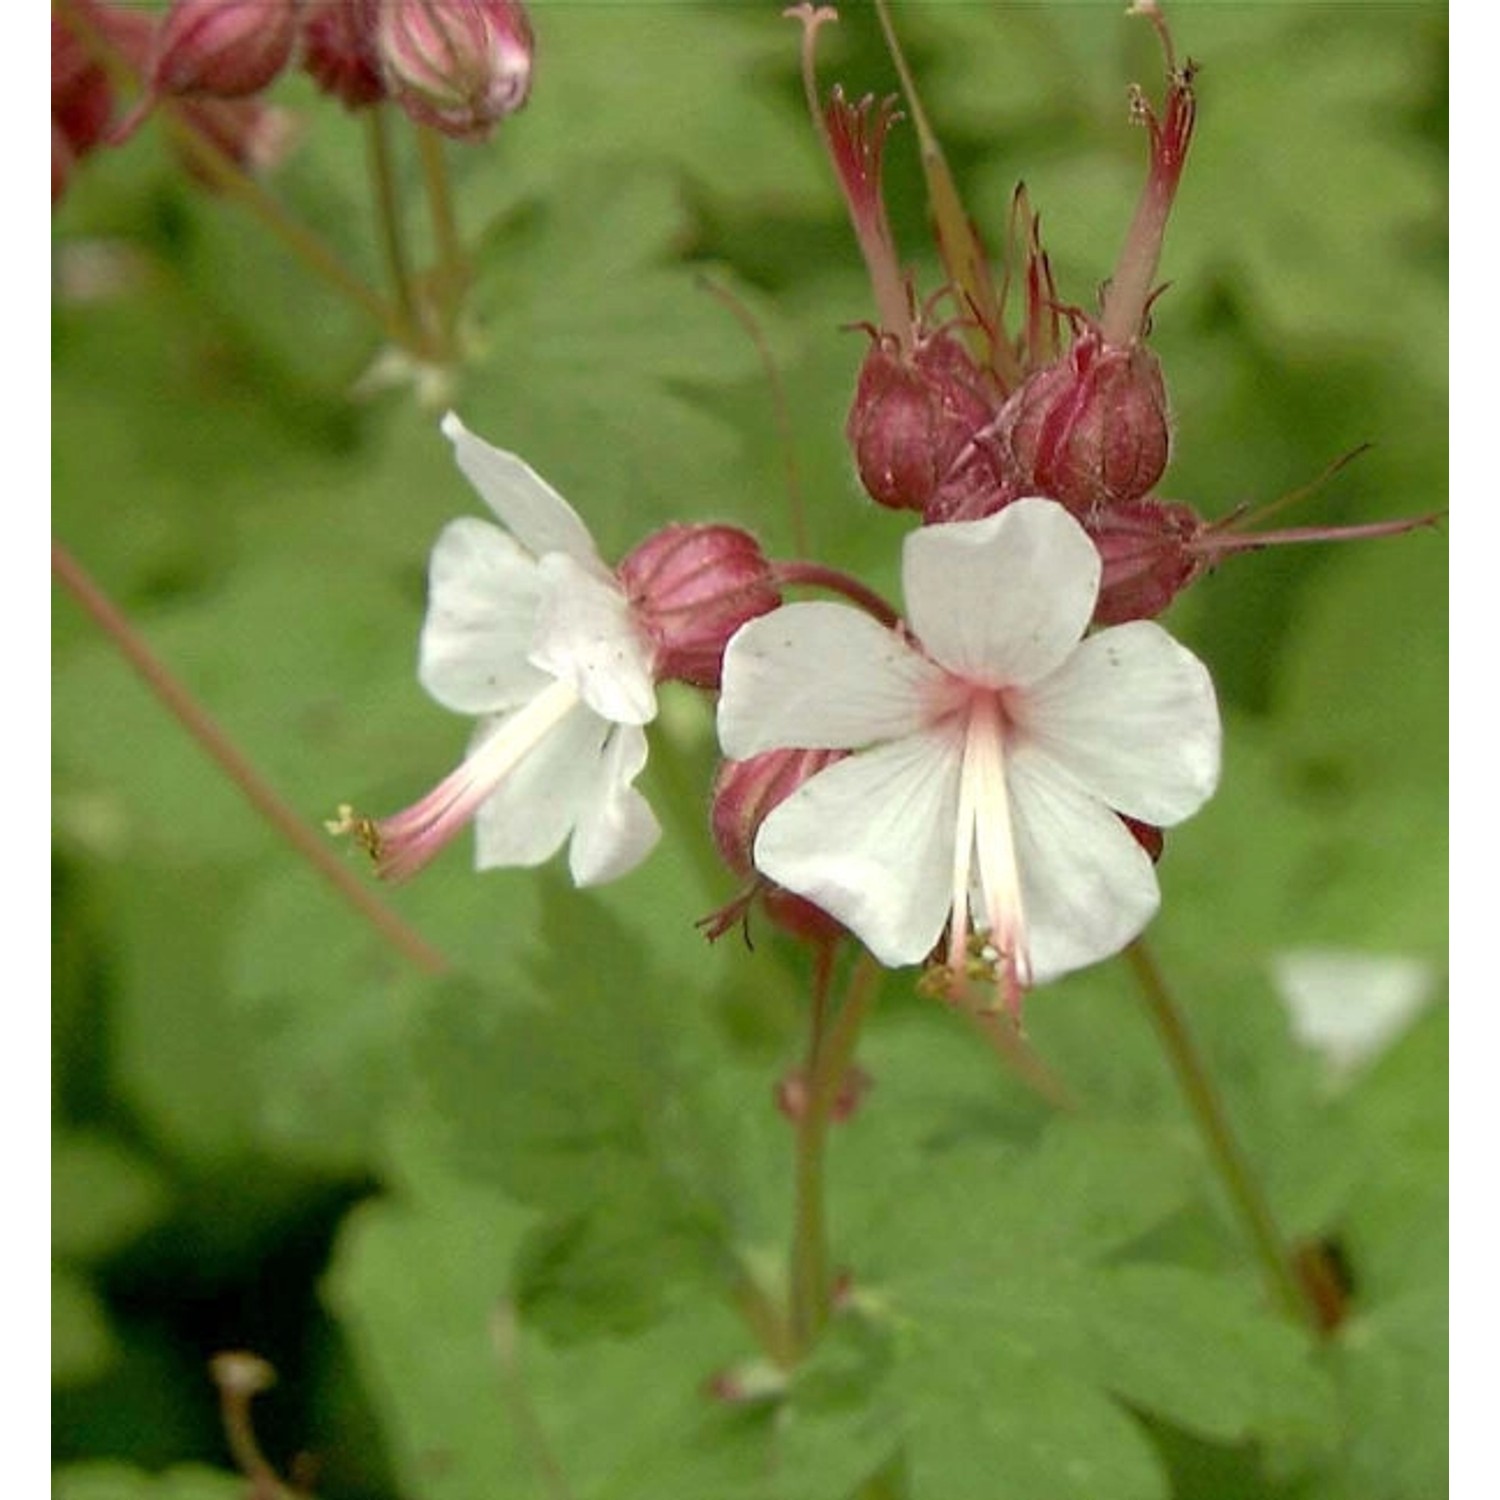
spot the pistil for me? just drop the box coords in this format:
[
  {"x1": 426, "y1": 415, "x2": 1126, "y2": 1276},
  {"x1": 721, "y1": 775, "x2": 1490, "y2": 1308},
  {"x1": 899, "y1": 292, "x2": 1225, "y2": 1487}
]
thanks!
[{"x1": 950, "y1": 691, "x2": 1030, "y2": 1013}]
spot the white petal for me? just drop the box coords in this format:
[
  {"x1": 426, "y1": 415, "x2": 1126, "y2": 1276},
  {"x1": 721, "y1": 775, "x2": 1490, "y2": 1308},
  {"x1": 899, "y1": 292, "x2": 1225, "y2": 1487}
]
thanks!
[
  {"x1": 717, "y1": 602, "x2": 942, "y2": 760},
  {"x1": 754, "y1": 729, "x2": 963, "y2": 966},
  {"x1": 531, "y1": 553, "x2": 658, "y2": 726},
  {"x1": 904, "y1": 499, "x2": 1100, "y2": 687},
  {"x1": 1270, "y1": 949, "x2": 1438, "y2": 1080},
  {"x1": 441, "y1": 412, "x2": 606, "y2": 570},
  {"x1": 1005, "y1": 743, "x2": 1163, "y2": 985},
  {"x1": 470, "y1": 701, "x2": 610, "y2": 871},
  {"x1": 1019, "y1": 621, "x2": 1221, "y2": 825},
  {"x1": 568, "y1": 724, "x2": 662, "y2": 886},
  {"x1": 418, "y1": 517, "x2": 552, "y2": 714}
]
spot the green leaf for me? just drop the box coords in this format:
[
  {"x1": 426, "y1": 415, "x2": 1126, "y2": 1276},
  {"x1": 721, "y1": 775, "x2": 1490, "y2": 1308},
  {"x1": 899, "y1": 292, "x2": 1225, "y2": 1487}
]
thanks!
[
  {"x1": 455, "y1": 168, "x2": 790, "y2": 547},
  {"x1": 821, "y1": 1114, "x2": 1337, "y2": 1489},
  {"x1": 327, "y1": 1179, "x2": 771, "y2": 1500},
  {"x1": 324, "y1": 1183, "x2": 541, "y2": 1500},
  {"x1": 1076, "y1": 1266, "x2": 1335, "y2": 1448},
  {"x1": 51, "y1": 1465, "x2": 244, "y2": 1500},
  {"x1": 899, "y1": 1341, "x2": 1168, "y2": 1500},
  {"x1": 1336, "y1": 1007, "x2": 1447, "y2": 1304},
  {"x1": 413, "y1": 889, "x2": 774, "y2": 1251},
  {"x1": 100, "y1": 863, "x2": 265, "y2": 1169},
  {"x1": 1318, "y1": 1288, "x2": 1448, "y2": 1500},
  {"x1": 53, "y1": 1132, "x2": 173, "y2": 1265},
  {"x1": 485, "y1": 4, "x2": 824, "y2": 211},
  {"x1": 53, "y1": 1267, "x2": 120, "y2": 1389}
]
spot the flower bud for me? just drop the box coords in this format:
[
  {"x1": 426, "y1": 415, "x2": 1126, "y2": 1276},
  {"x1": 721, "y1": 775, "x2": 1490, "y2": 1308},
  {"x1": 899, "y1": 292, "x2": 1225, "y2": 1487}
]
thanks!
[
  {"x1": 618, "y1": 525, "x2": 780, "y2": 690},
  {"x1": 996, "y1": 324, "x2": 1171, "y2": 515},
  {"x1": 152, "y1": 0, "x2": 301, "y2": 100},
  {"x1": 301, "y1": 0, "x2": 385, "y2": 108},
  {"x1": 847, "y1": 329, "x2": 1003, "y2": 513},
  {"x1": 1086, "y1": 496, "x2": 1203, "y2": 624},
  {"x1": 375, "y1": 0, "x2": 534, "y2": 142},
  {"x1": 707, "y1": 749, "x2": 848, "y2": 947},
  {"x1": 53, "y1": 11, "x2": 115, "y2": 159},
  {"x1": 1120, "y1": 814, "x2": 1164, "y2": 864},
  {"x1": 775, "y1": 1063, "x2": 872, "y2": 1124}
]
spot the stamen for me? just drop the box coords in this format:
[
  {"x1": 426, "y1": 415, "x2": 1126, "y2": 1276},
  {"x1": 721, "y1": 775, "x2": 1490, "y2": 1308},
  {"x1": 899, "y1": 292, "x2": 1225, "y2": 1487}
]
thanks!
[
  {"x1": 332, "y1": 678, "x2": 579, "y2": 882},
  {"x1": 949, "y1": 692, "x2": 1030, "y2": 1012}
]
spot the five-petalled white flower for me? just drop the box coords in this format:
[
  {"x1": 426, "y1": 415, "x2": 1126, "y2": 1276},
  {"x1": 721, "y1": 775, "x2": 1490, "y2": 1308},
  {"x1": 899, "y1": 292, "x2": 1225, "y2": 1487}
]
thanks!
[
  {"x1": 716, "y1": 498, "x2": 1222, "y2": 1006},
  {"x1": 333, "y1": 413, "x2": 660, "y2": 887}
]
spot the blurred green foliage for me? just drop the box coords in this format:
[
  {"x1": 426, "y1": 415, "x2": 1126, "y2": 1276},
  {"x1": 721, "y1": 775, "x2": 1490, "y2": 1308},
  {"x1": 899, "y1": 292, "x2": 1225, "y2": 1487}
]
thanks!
[{"x1": 53, "y1": 3, "x2": 1445, "y2": 1497}]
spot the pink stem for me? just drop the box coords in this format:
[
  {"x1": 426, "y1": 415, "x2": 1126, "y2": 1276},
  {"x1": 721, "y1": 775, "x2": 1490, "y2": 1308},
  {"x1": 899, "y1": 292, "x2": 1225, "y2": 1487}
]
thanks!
[{"x1": 53, "y1": 540, "x2": 450, "y2": 977}]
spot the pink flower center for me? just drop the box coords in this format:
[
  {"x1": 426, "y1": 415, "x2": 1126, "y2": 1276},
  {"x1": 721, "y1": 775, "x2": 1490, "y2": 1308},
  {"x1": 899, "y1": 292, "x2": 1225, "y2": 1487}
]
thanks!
[{"x1": 931, "y1": 677, "x2": 1032, "y2": 1013}]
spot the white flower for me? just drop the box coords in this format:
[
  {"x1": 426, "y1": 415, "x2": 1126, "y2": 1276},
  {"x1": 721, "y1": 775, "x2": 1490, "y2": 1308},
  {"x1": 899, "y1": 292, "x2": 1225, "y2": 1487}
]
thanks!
[
  {"x1": 717, "y1": 498, "x2": 1221, "y2": 1004},
  {"x1": 1270, "y1": 948, "x2": 1438, "y2": 1086},
  {"x1": 333, "y1": 413, "x2": 660, "y2": 887}
]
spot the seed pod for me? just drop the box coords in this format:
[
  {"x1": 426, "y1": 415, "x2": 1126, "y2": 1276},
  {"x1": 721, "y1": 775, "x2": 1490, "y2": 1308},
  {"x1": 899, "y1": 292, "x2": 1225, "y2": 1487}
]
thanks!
[
  {"x1": 1086, "y1": 495, "x2": 1203, "y2": 624},
  {"x1": 997, "y1": 324, "x2": 1171, "y2": 515},
  {"x1": 847, "y1": 329, "x2": 1002, "y2": 513}
]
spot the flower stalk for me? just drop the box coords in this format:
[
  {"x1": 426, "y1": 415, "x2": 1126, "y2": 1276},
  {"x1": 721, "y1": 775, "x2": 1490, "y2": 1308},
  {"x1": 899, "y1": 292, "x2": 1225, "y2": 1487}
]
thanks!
[
  {"x1": 365, "y1": 105, "x2": 421, "y2": 333},
  {"x1": 789, "y1": 950, "x2": 881, "y2": 1353},
  {"x1": 416, "y1": 124, "x2": 470, "y2": 353},
  {"x1": 1125, "y1": 939, "x2": 1321, "y2": 1331},
  {"x1": 52, "y1": 540, "x2": 449, "y2": 978}
]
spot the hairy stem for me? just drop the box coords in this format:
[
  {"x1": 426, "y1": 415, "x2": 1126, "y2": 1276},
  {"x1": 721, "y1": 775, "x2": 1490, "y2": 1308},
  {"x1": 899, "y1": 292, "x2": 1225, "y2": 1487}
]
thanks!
[
  {"x1": 52, "y1": 541, "x2": 450, "y2": 978},
  {"x1": 1126, "y1": 940, "x2": 1319, "y2": 1330}
]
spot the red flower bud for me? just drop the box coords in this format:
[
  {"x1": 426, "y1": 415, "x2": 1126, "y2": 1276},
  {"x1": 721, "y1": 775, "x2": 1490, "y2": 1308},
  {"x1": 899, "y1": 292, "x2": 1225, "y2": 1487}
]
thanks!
[
  {"x1": 152, "y1": 0, "x2": 301, "y2": 100},
  {"x1": 375, "y1": 0, "x2": 534, "y2": 142},
  {"x1": 775, "y1": 1064, "x2": 873, "y2": 1124},
  {"x1": 996, "y1": 323, "x2": 1171, "y2": 515},
  {"x1": 618, "y1": 525, "x2": 780, "y2": 690},
  {"x1": 706, "y1": 748, "x2": 848, "y2": 947},
  {"x1": 1085, "y1": 496, "x2": 1203, "y2": 624},
  {"x1": 1120, "y1": 814, "x2": 1165, "y2": 864},
  {"x1": 847, "y1": 329, "x2": 1003, "y2": 514},
  {"x1": 52, "y1": 10, "x2": 115, "y2": 157},
  {"x1": 301, "y1": 0, "x2": 385, "y2": 109}
]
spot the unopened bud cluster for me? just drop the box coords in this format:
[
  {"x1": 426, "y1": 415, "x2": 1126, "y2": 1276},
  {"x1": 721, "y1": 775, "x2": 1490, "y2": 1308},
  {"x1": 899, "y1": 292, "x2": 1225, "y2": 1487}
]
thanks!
[
  {"x1": 52, "y1": 0, "x2": 537, "y2": 204},
  {"x1": 810, "y1": 1, "x2": 1219, "y2": 623}
]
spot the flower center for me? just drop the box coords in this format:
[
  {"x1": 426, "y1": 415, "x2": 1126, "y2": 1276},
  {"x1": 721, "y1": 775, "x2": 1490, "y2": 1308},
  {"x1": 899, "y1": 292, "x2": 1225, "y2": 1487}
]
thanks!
[{"x1": 947, "y1": 687, "x2": 1031, "y2": 1014}]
